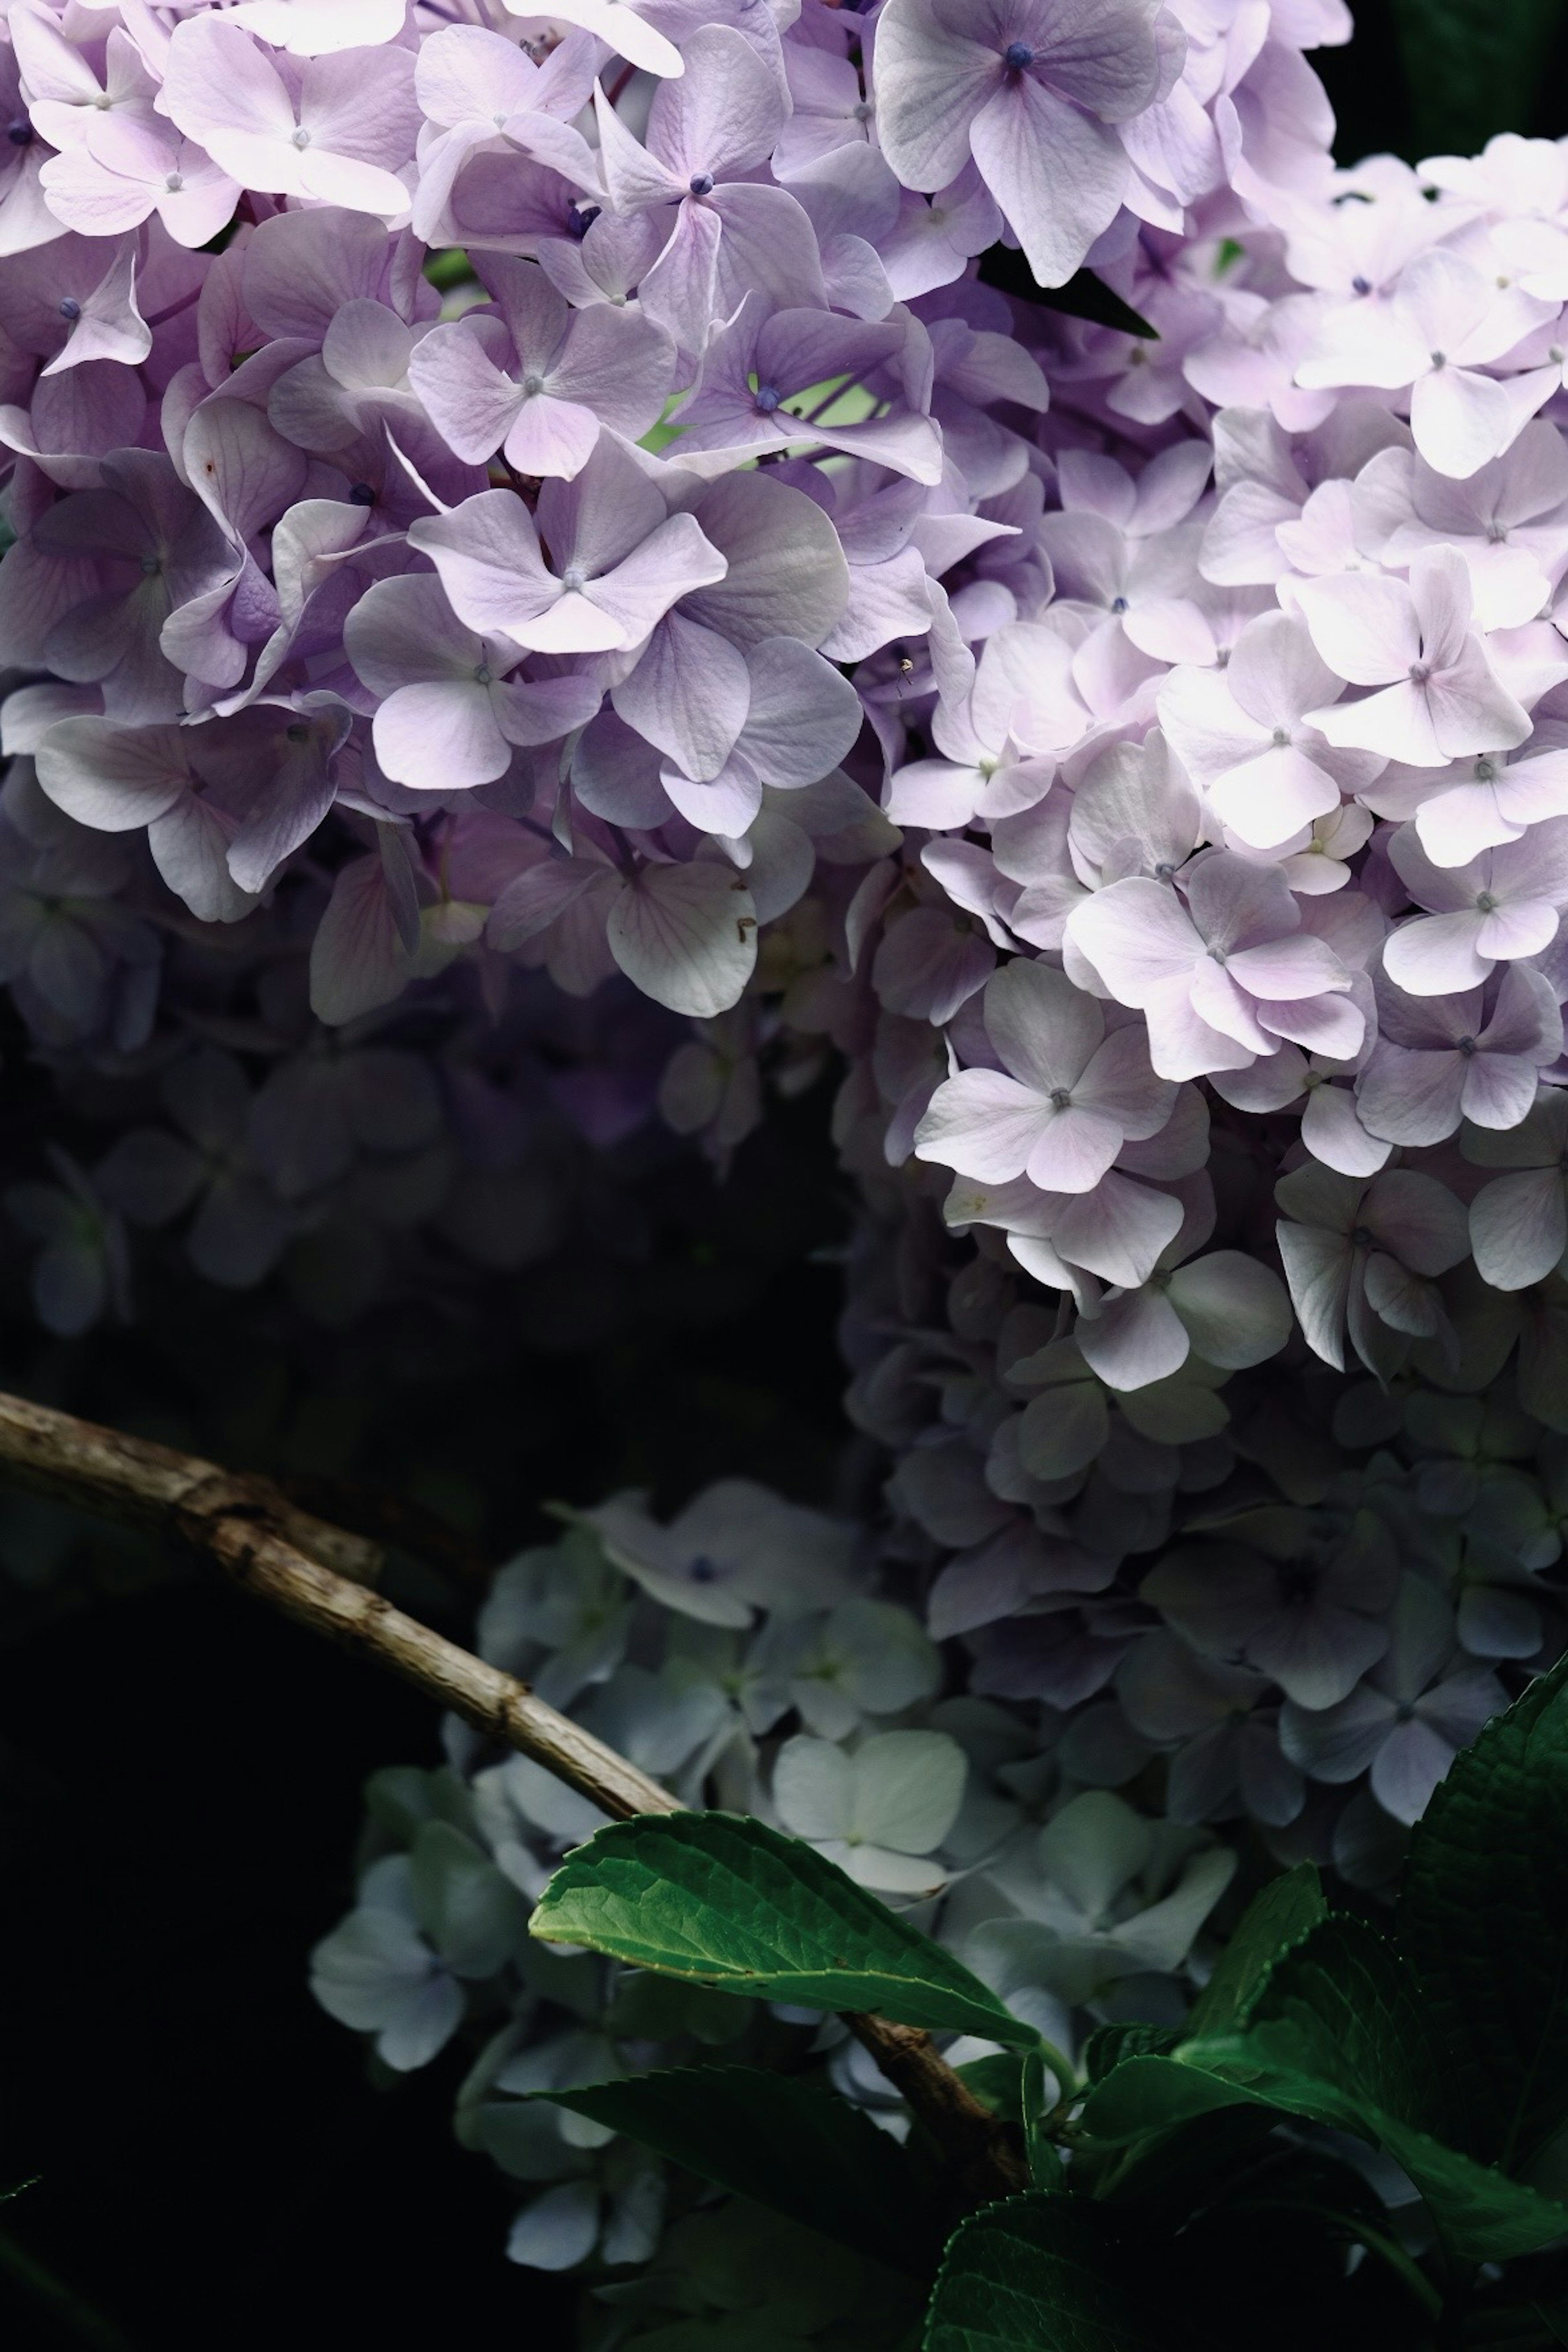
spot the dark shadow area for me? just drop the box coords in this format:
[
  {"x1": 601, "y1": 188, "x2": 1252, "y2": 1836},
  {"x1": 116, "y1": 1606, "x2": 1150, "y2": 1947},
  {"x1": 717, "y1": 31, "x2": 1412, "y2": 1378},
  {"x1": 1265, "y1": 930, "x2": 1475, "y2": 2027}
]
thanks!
[
  {"x1": 0, "y1": 1088, "x2": 851, "y2": 2350},
  {"x1": 1321, "y1": 0, "x2": 1568, "y2": 162}
]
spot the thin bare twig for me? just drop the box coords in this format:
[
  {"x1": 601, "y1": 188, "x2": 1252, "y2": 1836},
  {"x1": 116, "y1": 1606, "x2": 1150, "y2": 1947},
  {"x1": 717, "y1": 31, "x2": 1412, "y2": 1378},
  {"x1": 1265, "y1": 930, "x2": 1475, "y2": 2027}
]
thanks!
[
  {"x1": 0, "y1": 1389, "x2": 1026, "y2": 2198},
  {"x1": 0, "y1": 1391, "x2": 675, "y2": 1820}
]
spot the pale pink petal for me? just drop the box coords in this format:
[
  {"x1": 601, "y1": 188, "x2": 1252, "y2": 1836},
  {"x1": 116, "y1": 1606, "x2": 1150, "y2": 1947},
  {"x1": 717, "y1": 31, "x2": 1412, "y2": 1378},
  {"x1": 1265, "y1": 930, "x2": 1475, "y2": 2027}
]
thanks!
[
  {"x1": 1469, "y1": 1167, "x2": 1568, "y2": 1289},
  {"x1": 1026, "y1": 1102, "x2": 1126, "y2": 1194},
  {"x1": 914, "y1": 1068, "x2": 1048, "y2": 1182},
  {"x1": 1075, "y1": 1285, "x2": 1190, "y2": 1390},
  {"x1": 1065, "y1": 877, "x2": 1199, "y2": 1003}
]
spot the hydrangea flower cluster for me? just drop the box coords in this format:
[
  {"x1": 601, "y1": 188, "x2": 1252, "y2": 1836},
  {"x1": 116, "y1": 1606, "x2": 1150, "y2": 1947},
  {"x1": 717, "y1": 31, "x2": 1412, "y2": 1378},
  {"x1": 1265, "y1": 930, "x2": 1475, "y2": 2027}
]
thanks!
[
  {"x1": 311, "y1": 1407, "x2": 1559, "y2": 2280},
  {"x1": 3, "y1": 0, "x2": 1568, "y2": 2298},
  {"x1": 312, "y1": 1501, "x2": 1243, "y2": 2276}
]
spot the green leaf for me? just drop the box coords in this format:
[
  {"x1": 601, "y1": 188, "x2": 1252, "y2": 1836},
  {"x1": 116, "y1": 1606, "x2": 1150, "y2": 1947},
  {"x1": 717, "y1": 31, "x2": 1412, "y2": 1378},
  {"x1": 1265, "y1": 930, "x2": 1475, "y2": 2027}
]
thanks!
[
  {"x1": 1397, "y1": 1648, "x2": 1568, "y2": 2172},
  {"x1": 531, "y1": 1812, "x2": 1038, "y2": 2048},
  {"x1": 954, "y1": 2056, "x2": 1024, "y2": 2120},
  {"x1": 1078, "y1": 2054, "x2": 1258, "y2": 2147},
  {"x1": 1220, "y1": 1914, "x2": 1464, "y2": 2146},
  {"x1": 1389, "y1": 0, "x2": 1565, "y2": 156},
  {"x1": 1188, "y1": 1916, "x2": 1568, "y2": 2261},
  {"x1": 1080, "y1": 2025, "x2": 1180, "y2": 2083},
  {"x1": 1083, "y1": 2054, "x2": 1568, "y2": 2263},
  {"x1": 1185, "y1": 1865, "x2": 1327, "y2": 2038},
  {"x1": 535, "y1": 2066, "x2": 931, "y2": 2276},
  {"x1": 1363, "y1": 2129, "x2": 1568, "y2": 2266},
  {"x1": 975, "y1": 246, "x2": 1157, "y2": 339},
  {"x1": 923, "y1": 2195, "x2": 1198, "y2": 2352},
  {"x1": 1021, "y1": 2049, "x2": 1064, "y2": 2191}
]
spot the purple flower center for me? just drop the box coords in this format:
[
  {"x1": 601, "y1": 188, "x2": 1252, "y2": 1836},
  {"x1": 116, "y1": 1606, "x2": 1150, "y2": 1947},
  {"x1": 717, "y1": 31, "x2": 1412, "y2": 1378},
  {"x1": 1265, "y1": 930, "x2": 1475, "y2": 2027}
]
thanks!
[
  {"x1": 7, "y1": 120, "x2": 32, "y2": 147},
  {"x1": 1002, "y1": 40, "x2": 1035, "y2": 70},
  {"x1": 349, "y1": 483, "x2": 377, "y2": 506},
  {"x1": 755, "y1": 383, "x2": 783, "y2": 412},
  {"x1": 1408, "y1": 661, "x2": 1432, "y2": 685},
  {"x1": 1352, "y1": 274, "x2": 1371, "y2": 294},
  {"x1": 58, "y1": 297, "x2": 81, "y2": 322},
  {"x1": 568, "y1": 204, "x2": 600, "y2": 239},
  {"x1": 688, "y1": 172, "x2": 715, "y2": 196}
]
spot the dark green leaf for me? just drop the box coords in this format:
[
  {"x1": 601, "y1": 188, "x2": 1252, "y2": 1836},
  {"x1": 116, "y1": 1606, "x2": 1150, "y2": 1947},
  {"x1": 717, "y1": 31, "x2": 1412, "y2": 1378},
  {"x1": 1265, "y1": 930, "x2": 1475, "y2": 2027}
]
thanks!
[
  {"x1": 1085, "y1": 2053, "x2": 1568, "y2": 2263},
  {"x1": 1390, "y1": 0, "x2": 1564, "y2": 156},
  {"x1": 1398, "y1": 1649, "x2": 1568, "y2": 2171},
  {"x1": 1073, "y1": 2051, "x2": 1279, "y2": 2216},
  {"x1": 923, "y1": 2195, "x2": 1203, "y2": 2352},
  {"x1": 1185, "y1": 1865, "x2": 1327, "y2": 2038},
  {"x1": 1225, "y1": 1914, "x2": 1465, "y2": 2147},
  {"x1": 954, "y1": 2056, "x2": 1024, "y2": 2120},
  {"x1": 975, "y1": 246, "x2": 1157, "y2": 339},
  {"x1": 623, "y1": 2324, "x2": 817, "y2": 2352},
  {"x1": 1080, "y1": 2024, "x2": 1180, "y2": 2083},
  {"x1": 1022, "y1": 2049, "x2": 1064, "y2": 2190},
  {"x1": 1347, "y1": 2123, "x2": 1568, "y2": 2267},
  {"x1": 1189, "y1": 1915, "x2": 1568, "y2": 2261},
  {"x1": 535, "y1": 2066, "x2": 930, "y2": 2276},
  {"x1": 1078, "y1": 2054, "x2": 1258, "y2": 2148},
  {"x1": 1456, "y1": 2301, "x2": 1568, "y2": 2349},
  {"x1": 531, "y1": 1812, "x2": 1038, "y2": 2048}
]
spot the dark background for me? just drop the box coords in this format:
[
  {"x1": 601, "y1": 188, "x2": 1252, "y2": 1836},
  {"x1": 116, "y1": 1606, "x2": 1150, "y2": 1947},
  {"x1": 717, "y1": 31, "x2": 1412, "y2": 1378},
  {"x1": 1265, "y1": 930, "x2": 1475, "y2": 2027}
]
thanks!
[
  {"x1": 4, "y1": 0, "x2": 1568, "y2": 2341},
  {"x1": 0, "y1": 1085, "x2": 851, "y2": 2350}
]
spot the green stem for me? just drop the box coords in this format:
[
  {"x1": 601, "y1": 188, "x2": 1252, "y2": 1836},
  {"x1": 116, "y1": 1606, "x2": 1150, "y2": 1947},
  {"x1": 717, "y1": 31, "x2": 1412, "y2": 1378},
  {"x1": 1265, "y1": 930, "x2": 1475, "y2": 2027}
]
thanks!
[
  {"x1": 1031, "y1": 2038, "x2": 1080, "y2": 2105},
  {"x1": 0, "y1": 2230, "x2": 138, "y2": 2350},
  {"x1": 1341, "y1": 2219, "x2": 1443, "y2": 2325}
]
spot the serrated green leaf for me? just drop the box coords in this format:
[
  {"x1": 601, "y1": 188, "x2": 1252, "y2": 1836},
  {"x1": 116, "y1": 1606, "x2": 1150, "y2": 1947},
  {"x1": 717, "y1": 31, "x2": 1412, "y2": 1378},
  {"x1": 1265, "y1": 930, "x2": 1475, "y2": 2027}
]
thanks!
[
  {"x1": 1397, "y1": 1649, "x2": 1568, "y2": 2172},
  {"x1": 534, "y1": 2066, "x2": 930, "y2": 2276},
  {"x1": 1185, "y1": 1865, "x2": 1327, "y2": 2038},
  {"x1": 975, "y1": 246, "x2": 1158, "y2": 339},
  {"x1": 531, "y1": 1812, "x2": 1038, "y2": 2048},
  {"x1": 1223, "y1": 1914, "x2": 1466, "y2": 2147},
  {"x1": 923, "y1": 2196, "x2": 1201, "y2": 2352},
  {"x1": 1189, "y1": 1915, "x2": 1568, "y2": 2261},
  {"x1": 1389, "y1": 0, "x2": 1564, "y2": 155},
  {"x1": 1083, "y1": 2052, "x2": 1568, "y2": 2263}
]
